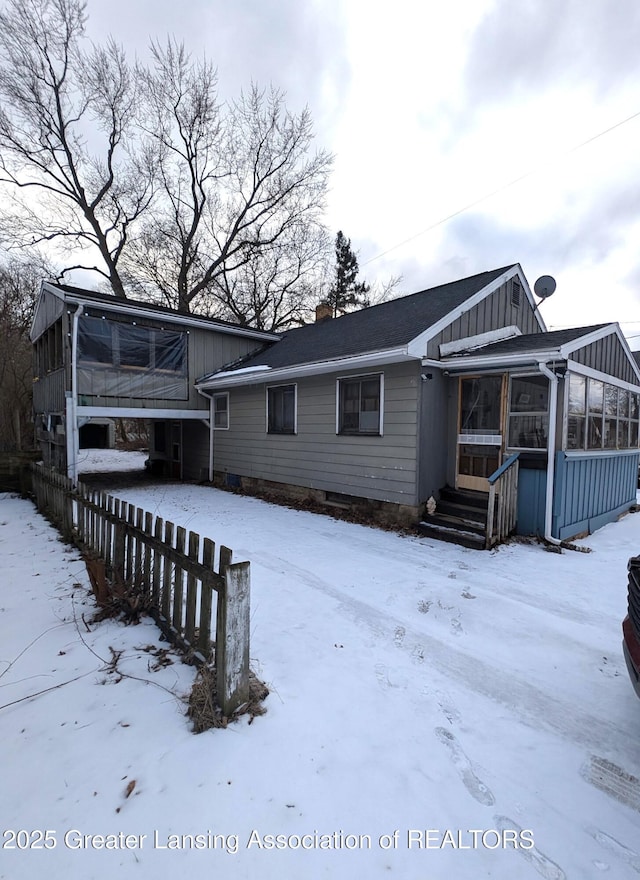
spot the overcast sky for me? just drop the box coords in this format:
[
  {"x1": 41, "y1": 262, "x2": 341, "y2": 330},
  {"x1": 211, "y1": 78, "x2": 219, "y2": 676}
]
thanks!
[{"x1": 83, "y1": 0, "x2": 640, "y2": 341}]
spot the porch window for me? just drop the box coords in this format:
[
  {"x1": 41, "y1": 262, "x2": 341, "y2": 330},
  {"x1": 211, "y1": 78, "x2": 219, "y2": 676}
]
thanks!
[
  {"x1": 267, "y1": 384, "x2": 296, "y2": 434},
  {"x1": 566, "y1": 373, "x2": 586, "y2": 450},
  {"x1": 338, "y1": 374, "x2": 382, "y2": 435},
  {"x1": 213, "y1": 393, "x2": 229, "y2": 430},
  {"x1": 507, "y1": 375, "x2": 549, "y2": 449},
  {"x1": 569, "y1": 374, "x2": 640, "y2": 450},
  {"x1": 78, "y1": 316, "x2": 113, "y2": 365}
]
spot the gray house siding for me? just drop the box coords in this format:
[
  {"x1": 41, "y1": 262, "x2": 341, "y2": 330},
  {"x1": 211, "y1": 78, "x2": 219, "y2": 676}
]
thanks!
[
  {"x1": 426, "y1": 281, "x2": 542, "y2": 359},
  {"x1": 417, "y1": 370, "x2": 450, "y2": 504},
  {"x1": 571, "y1": 334, "x2": 638, "y2": 385},
  {"x1": 213, "y1": 361, "x2": 420, "y2": 506}
]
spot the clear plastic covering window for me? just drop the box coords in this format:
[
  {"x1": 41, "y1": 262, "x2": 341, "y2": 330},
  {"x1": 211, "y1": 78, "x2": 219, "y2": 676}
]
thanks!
[{"x1": 77, "y1": 315, "x2": 188, "y2": 400}]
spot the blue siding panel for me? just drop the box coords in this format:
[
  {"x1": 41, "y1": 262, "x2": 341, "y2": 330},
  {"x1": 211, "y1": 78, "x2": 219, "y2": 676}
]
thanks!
[
  {"x1": 517, "y1": 468, "x2": 546, "y2": 536},
  {"x1": 552, "y1": 451, "x2": 638, "y2": 540}
]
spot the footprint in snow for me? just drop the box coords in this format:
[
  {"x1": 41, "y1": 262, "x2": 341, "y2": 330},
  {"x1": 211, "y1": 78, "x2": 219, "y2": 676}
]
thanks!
[
  {"x1": 434, "y1": 727, "x2": 495, "y2": 806},
  {"x1": 494, "y1": 815, "x2": 566, "y2": 880}
]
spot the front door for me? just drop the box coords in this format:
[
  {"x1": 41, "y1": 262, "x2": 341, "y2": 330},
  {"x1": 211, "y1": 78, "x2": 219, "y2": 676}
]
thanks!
[{"x1": 457, "y1": 376, "x2": 505, "y2": 492}]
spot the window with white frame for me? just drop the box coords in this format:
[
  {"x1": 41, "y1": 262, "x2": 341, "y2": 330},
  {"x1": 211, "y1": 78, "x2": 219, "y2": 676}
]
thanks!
[
  {"x1": 337, "y1": 374, "x2": 382, "y2": 435},
  {"x1": 267, "y1": 384, "x2": 296, "y2": 434},
  {"x1": 507, "y1": 374, "x2": 549, "y2": 449},
  {"x1": 567, "y1": 372, "x2": 640, "y2": 450},
  {"x1": 212, "y1": 393, "x2": 229, "y2": 429}
]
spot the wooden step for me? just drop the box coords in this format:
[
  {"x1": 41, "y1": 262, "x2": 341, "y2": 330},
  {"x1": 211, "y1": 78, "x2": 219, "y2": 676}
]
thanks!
[{"x1": 417, "y1": 519, "x2": 486, "y2": 550}]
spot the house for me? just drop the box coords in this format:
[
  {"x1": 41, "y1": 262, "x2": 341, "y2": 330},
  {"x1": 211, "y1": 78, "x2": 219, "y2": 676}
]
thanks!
[
  {"x1": 30, "y1": 281, "x2": 278, "y2": 481},
  {"x1": 31, "y1": 266, "x2": 640, "y2": 548},
  {"x1": 195, "y1": 264, "x2": 640, "y2": 546}
]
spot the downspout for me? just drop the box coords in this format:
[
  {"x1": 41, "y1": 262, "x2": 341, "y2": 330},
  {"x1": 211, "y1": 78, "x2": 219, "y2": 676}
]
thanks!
[
  {"x1": 197, "y1": 388, "x2": 215, "y2": 482},
  {"x1": 67, "y1": 304, "x2": 84, "y2": 485},
  {"x1": 538, "y1": 361, "x2": 561, "y2": 546}
]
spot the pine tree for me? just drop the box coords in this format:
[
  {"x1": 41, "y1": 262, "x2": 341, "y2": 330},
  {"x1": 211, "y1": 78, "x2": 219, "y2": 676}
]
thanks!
[{"x1": 326, "y1": 231, "x2": 370, "y2": 317}]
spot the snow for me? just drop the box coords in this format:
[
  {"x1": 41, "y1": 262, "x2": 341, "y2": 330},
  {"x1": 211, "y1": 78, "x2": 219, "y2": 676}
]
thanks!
[
  {"x1": 1, "y1": 464, "x2": 640, "y2": 879},
  {"x1": 76, "y1": 448, "x2": 148, "y2": 473}
]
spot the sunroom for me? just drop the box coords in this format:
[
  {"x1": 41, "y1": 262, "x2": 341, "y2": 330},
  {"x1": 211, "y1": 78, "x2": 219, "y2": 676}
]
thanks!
[{"x1": 437, "y1": 323, "x2": 640, "y2": 543}]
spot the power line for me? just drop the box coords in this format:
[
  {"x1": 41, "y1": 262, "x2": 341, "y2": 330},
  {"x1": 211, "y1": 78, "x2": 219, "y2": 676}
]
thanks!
[{"x1": 363, "y1": 108, "x2": 640, "y2": 267}]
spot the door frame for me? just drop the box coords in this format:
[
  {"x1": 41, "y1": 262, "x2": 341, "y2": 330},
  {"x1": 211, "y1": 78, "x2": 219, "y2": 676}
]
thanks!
[{"x1": 456, "y1": 374, "x2": 507, "y2": 492}]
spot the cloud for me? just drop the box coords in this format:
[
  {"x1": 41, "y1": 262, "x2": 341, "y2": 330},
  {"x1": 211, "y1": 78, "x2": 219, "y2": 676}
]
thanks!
[{"x1": 464, "y1": 0, "x2": 640, "y2": 103}]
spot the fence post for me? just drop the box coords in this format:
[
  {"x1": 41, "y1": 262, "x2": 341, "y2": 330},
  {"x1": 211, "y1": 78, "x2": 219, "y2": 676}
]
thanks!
[{"x1": 217, "y1": 561, "x2": 251, "y2": 716}]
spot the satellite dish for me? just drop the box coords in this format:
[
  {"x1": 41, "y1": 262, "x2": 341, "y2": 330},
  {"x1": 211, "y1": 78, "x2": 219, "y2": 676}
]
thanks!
[{"x1": 534, "y1": 275, "x2": 556, "y2": 300}]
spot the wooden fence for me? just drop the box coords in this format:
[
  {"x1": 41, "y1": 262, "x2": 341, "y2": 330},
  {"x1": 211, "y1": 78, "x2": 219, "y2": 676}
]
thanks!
[{"x1": 30, "y1": 464, "x2": 250, "y2": 716}]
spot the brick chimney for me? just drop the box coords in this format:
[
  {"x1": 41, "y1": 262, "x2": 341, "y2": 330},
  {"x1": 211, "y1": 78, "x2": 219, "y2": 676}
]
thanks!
[{"x1": 315, "y1": 301, "x2": 333, "y2": 322}]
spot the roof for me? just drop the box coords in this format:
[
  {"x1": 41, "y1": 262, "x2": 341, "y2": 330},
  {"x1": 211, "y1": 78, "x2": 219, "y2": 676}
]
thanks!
[
  {"x1": 31, "y1": 281, "x2": 278, "y2": 343},
  {"x1": 202, "y1": 265, "x2": 516, "y2": 378},
  {"x1": 454, "y1": 325, "x2": 608, "y2": 357}
]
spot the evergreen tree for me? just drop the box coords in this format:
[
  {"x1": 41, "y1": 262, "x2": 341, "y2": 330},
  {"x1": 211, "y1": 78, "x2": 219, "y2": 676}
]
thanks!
[{"x1": 326, "y1": 231, "x2": 370, "y2": 317}]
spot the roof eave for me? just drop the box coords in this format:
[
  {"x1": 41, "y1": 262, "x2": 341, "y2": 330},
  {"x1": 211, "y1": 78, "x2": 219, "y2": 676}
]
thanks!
[
  {"x1": 196, "y1": 346, "x2": 415, "y2": 389},
  {"x1": 41, "y1": 281, "x2": 279, "y2": 343}
]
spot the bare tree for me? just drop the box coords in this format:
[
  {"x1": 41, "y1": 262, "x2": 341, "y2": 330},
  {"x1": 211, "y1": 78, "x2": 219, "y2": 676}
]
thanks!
[
  {"x1": 0, "y1": 0, "x2": 154, "y2": 297},
  {"x1": 0, "y1": 254, "x2": 50, "y2": 451},
  {"x1": 125, "y1": 41, "x2": 333, "y2": 318}
]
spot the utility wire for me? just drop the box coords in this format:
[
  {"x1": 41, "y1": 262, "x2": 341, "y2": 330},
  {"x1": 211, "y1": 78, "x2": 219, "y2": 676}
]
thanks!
[{"x1": 363, "y1": 108, "x2": 640, "y2": 267}]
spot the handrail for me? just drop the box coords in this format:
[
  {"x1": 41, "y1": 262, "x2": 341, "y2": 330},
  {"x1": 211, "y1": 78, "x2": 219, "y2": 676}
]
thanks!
[
  {"x1": 487, "y1": 452, "x2": 520, "y2": 485},
  {"x1": 486, "y1": 453, "x2": 520, "y2": 548}
]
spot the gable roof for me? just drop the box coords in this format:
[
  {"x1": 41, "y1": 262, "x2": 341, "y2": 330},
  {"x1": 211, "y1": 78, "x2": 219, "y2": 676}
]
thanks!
[
  {"x1": 440, "y1": 322, "x2": 640, "y2": 387},
  {"x1": 198, "y1": 265, "x2": 518, "y2": 385},
  {"x1": 30, "y1": 281, "x2": 278, "y2": 343}
]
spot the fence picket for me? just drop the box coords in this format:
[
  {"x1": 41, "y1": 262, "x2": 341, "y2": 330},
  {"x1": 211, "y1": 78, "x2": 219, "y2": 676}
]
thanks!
[{"x1": 29, "y1": 464, "x2": 250, "y2": 703}]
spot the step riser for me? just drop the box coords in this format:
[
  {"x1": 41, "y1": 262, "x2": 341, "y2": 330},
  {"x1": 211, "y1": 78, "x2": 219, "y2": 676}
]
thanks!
[{"x1": 418, "y1": 522, "x2": 486, "y2": 550}]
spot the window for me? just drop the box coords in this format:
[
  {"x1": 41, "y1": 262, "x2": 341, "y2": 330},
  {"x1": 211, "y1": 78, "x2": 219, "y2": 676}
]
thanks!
[
  {"x1": 213, "y1": 393, "x2": 229, "y2": 430},
  {"x1": 77, "y1": 315, "x2": 186, "y2": 373},
  {"x1": 567, "y1": 373, "x2": 640, "y2": 451},
  {"x1": 78, "y1": 316, "x2": 113, "y2": 364},
  {"x1": 267, "y1": 384, "x2": 296, "y2": 434},
  {"x1": 507, "y1": 375, "x2": 549, "y2": 449},
  {"x1": 338, "y1": 374, "x2": 382, "y2": 435},
  {"x1": 566, "y1": 374, "x2": 586, "y2": 450}
]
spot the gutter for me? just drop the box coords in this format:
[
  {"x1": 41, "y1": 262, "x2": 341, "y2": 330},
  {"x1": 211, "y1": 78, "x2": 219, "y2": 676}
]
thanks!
[
  {"x1": 196, "y1": 387, "x2": 215, "y2": 483},
  {"x1": 67, "y1": 303, "x2": 84, "y2": 485},
  {"x1": 538, "y1": 361, "x2": 561, "y2": 547}
]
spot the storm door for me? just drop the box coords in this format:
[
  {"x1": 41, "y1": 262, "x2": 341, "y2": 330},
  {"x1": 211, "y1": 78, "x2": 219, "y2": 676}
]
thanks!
[{"x1": 456, "y1": 375, "x2": 505, "y2": 492}]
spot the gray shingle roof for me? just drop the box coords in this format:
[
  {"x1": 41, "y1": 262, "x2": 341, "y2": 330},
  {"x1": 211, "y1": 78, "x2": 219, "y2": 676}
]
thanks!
[
  {"x1": 218, "y1": 265, "x2": 515, "y2": 373},
  {"x1": 453, "y1": 325, "x2": 608, "y2": 358}
]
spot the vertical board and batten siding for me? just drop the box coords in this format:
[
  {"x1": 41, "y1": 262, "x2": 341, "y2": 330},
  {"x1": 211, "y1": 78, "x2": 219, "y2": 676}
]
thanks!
[
  {"x1": 214, "y1": 361, "x2": 421, "y2": 506},
  {"x1": 552, "y1": 450, "x2": 639, "y2": 540},
  {"x1": 33, "y1": 367, "x2": 67, "y2": 414},
  {"x1": 426, "y1": 281, "x2": 543, "y2": 359},
  {"x1": 30, "y1": 287, "x2": 65, "y2": 343},
  {"x1": 571, "y1": 334, "x2": 638, "y2": 385}
]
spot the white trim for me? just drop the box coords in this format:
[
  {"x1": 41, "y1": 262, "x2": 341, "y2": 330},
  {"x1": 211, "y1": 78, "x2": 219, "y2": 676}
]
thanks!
[
  {"x1": 407, "y1": 264, "x2": 546, "y2": 359},
  {"x1": 439, "y1": 325, "x2": 522, "y2": 357},
  {"x1": 564, "y1": 448, "x2": 640, "y2": 459},
  {"x1": 437, "y1": 349, "x2": 560, "y2": 370},
  {"x1": 212, "y1": 392, "x2": 230, "y2": 430},
  {"x1": 76, "y1": 406, "x2": 209, "y2": 419},
  {"x1": 566, "y1": 359, "x2": 640, "y2": 393},
  {"x1": 266, "y1": 382, "x2": 298, "y2": 435},
  {"x1": 335, "y1": 372, "x2": 384, "y2": 436},
  {"x1": 197, "y1": 347, "x2": 412, "y2": 390}
]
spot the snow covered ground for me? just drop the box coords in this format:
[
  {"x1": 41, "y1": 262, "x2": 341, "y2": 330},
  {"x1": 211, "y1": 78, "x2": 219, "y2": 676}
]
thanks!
[{"x1": 1, "y1": 453, "x2": 640, "y2": 880}]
